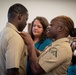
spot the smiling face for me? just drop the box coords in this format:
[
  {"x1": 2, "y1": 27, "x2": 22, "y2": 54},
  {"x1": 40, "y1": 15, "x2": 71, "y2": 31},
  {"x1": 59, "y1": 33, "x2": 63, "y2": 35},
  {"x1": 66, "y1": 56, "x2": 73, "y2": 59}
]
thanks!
[
  {"x1": 32, "y1": 19, "x2": 44, "y2": 38},
  {"x1": 46, "y1": 20, "x2": 61, "y2": 40}
]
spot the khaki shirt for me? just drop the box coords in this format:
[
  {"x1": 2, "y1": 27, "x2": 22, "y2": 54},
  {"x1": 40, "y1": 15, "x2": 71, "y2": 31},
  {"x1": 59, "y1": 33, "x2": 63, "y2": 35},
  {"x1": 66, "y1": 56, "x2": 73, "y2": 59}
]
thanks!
[
  {"x1": 0, "y1": 22, "x2": 27, "y2": 75},
  {"x1": 39, "y1": 38, "x2": 72, "y2": 75}
]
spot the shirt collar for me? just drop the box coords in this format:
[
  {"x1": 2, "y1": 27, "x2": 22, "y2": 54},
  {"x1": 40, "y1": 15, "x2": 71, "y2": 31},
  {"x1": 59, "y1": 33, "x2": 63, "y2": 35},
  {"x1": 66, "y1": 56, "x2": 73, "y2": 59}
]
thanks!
[
  {"x1": 6, "y1": 22, "x2": 19, "y2": 33},
  {"x1": 53, "y1": 38, "x2": 70, "y2": 45}
]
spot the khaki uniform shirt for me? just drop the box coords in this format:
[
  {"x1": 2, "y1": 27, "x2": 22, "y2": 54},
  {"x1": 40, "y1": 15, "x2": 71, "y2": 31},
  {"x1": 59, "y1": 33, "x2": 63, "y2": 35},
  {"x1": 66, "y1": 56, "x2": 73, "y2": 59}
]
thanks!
[
  {"x1": 0, "y1": 22, "x2": 27, "y2": 75},
  {"x1": 39, "y1": 38, "x2": 72, "y2": 75}
]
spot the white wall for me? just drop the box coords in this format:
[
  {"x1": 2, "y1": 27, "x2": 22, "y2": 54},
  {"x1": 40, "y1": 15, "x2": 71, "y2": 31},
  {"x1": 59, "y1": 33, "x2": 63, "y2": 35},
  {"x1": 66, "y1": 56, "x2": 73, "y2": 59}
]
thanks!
[{"x1": 0, "y1": 0, "x2": 76, "y2": 32}]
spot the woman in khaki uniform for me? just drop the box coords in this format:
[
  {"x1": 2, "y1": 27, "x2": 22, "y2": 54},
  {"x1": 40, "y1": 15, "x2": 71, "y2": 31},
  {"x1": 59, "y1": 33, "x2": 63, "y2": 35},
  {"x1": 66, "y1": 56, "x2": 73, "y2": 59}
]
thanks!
[{"x1": 20, "y1": 15, "x2": 76, "y2": 75}]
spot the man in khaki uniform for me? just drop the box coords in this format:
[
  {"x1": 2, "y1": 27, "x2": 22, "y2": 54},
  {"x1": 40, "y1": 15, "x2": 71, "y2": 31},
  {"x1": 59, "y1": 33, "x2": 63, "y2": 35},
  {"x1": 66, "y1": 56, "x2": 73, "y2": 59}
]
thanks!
[
  {"x1": 20, "y1": 15, "x2": 76, "y2": 75},
  {"x1": 0, "y1": 3, "x2": 28, "y2": 75},
  {"x1": 39, "y1": 38, "x2": 72, "y2": 75}
]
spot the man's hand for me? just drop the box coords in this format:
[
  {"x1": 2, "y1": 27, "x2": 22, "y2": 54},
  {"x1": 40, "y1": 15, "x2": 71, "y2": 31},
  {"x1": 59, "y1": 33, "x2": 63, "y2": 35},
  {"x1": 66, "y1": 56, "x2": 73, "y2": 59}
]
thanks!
[{"x1": 19, "y1": 31, "x2": 34, "y2": 46}]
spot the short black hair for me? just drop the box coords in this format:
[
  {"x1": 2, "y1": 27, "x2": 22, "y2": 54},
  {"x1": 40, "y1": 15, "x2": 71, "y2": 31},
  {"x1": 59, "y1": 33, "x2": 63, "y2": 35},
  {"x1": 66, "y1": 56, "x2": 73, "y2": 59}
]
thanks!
[{"x1": 8, "y1": 3, "x2": 28, "y2": 20}]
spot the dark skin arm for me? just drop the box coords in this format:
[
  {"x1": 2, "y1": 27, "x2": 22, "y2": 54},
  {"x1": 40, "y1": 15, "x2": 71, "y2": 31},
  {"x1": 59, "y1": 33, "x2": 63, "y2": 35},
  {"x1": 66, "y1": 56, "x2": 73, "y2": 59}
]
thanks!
[
  {"x1": 36, "y1": 48, "x2": 41, "y2": 57},
  {"x1": 6, "y1": 68, "x2": 18, "y2": 75},
  {"x1": 20, "y1": 32, "x2": 45, "y2": 75}
]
